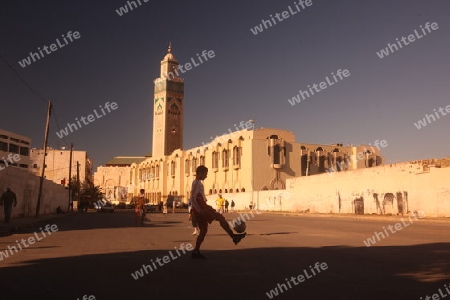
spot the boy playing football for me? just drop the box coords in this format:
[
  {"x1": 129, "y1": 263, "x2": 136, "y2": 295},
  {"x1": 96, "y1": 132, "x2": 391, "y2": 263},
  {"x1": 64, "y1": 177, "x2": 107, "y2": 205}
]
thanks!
[{"x1": 190, "y1": 165, "x2": 246, "y2": 259}]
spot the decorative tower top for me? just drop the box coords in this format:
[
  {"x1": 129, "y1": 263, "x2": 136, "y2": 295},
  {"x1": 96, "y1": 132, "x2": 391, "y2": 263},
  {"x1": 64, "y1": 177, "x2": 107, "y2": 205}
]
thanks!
[{"x1": 162, "y1": 42, "x2": 178, "y2": 63}]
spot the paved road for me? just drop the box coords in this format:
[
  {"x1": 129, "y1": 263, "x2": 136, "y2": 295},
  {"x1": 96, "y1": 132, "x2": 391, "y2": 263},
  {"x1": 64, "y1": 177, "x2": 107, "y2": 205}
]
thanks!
[{"x1": 0, "y1": 210, "x2": 449, "y2": 300}]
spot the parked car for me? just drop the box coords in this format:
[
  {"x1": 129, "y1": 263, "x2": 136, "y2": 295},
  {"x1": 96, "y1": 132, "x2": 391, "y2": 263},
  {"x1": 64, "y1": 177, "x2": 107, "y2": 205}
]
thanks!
[
  {"x1": 116, "y1": 202, "x2": 126, "y2": 209},
  {"x1": 166, "y1": 196, "x2": 182, "y2": 208},
  {"x1": 97, "y1": 201, "x2": 115, "y2": 213},
  {"x1": 176, "y1": 201, "x2": 188, "y2": 209},
  {"x1": 145, "y1": 204, "x2": 158, "y2": 213}
]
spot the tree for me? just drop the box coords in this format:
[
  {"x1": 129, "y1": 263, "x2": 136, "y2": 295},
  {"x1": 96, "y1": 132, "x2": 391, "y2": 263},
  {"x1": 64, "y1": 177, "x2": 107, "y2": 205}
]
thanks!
[
  {"x1": 81, "y1": 183, "x2": 104, "y2": 208},
  {"x1": 69, "y1": 175, "x2": 80, "y2": 201}
]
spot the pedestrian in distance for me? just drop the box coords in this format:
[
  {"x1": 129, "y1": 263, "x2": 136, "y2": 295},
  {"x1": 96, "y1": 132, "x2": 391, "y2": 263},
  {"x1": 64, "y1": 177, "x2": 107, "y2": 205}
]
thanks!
[
  {"x1": 0, "y1": 187, "x2": 17, "y2": 223},
  {"x1": 230, "y1": 199, "x2": 235, "y2": 212},
  {"x1": 216, "y1": 194, "x2": 225, "y2": 214},
  {"x1": 162, "y1": 199, "x2": 168, "y2": 215},
  {"x1": 190, "y1": 165, "x2": 246, "y2": 259},
  {"x1": 224, "y1": 199, "x2": 229, "y2": 213},
  {"x1": 135, "y1": 189, "x2": 146, "y2": 226}
]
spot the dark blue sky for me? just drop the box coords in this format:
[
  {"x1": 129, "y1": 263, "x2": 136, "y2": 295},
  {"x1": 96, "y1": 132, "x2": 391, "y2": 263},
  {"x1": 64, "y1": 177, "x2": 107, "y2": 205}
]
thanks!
[{"x1": 1, "y1": 0, "x2": 449, "y2": 168}]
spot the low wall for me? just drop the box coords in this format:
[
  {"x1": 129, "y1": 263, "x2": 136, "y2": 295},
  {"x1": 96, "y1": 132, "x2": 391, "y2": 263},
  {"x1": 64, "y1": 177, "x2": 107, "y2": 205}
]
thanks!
[
  {"x1": 0, "y1": 167, "x2": 68, "y2": 220},
  {"x1": 208, "y1": 161, "x2": 450, "y2": 218},
  {"x1": 286, "y1": 162, "x2": 450, "y2": 217},
  {"x1": 206, "y1": 189, "x2": 291, "y2": 212}
]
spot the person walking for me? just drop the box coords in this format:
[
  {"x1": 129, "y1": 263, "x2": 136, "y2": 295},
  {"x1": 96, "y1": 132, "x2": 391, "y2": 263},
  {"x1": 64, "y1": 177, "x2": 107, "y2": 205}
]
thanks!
[
  {"x1": 1, "y1": 187, "x2": 17, "y2": 223},
  {"x1": 162, "y1": 199, "x2": 168, "y2": 215},
  {"x1": 224, "y1": 199, "x2": 229, "y2": 213},
  {"x1": 216, "y1": 194, "x2": 225, "y2": 214},
  {"x1": 230, "y1": 200, "x2": 235, "y2": 212},
  {"x1": 190, "y1": 165, "x2": 246, "y2": 259},
  {"x1": 135, "y1": 189, "x2": 146, "y2": 226}
]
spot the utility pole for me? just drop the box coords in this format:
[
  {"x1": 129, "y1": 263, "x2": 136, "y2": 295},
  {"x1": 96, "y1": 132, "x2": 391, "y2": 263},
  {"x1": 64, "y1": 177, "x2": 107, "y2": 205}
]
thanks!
[
  {"x1": 68, "y1": 143, "x2": 73, "y2": 212},
  {"x1": 36, "y1": 100, "x2": 52, "y2": 218},
  {"x1": 77, "y1": 161, "x2": 80, "y2": 211}
]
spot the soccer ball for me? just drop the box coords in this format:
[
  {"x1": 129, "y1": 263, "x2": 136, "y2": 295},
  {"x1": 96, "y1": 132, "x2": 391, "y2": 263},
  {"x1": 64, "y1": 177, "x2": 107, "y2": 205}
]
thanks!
[{"x1": 234, "y1": 221, "x2": 246, "y2": 233}]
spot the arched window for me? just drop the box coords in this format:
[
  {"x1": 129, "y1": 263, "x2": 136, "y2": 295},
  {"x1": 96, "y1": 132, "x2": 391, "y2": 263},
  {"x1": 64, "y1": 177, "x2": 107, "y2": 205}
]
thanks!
[
  {"x1": 241, "y1": 188, "x2": 245, "y2": 192},
  {"x1": 155, "y1": 164, "x2": 160, "y2": 179},
  {"x1": 185, "y1": 159, "x2": 190, "y2": 175},
  {"x1": 273, "y1": 145, "x2": 281, "y2": 164},
  {"x1": 212, "y1": 151, "x2": 219, "y2": 169},
  {"x1": 233, "y1": 146, "x2": 241, "y2": 167},
  {"x1": 171, "y1": 161, "x2": 176, "y2": 176},
  {"x1": 222, "y1": 149, "x2": 229, "y2": 169},
  {"x1": 192, "y1": 157, "x2": 197, "y2": 173},
  {"x1": 200, "y1": 155, "x2": 205, "y2": 166}
]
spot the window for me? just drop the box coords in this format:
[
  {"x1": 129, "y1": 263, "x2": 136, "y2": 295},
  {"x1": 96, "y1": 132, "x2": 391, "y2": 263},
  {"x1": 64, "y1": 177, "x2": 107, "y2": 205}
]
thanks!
[
  {"x1": 156, "y1": 164, "x2": 160, "y2": 178},
  {"x1": 19, "y1": 164, "x2": 28, "y2": 168},
  {"x1": 200, "y1": 155, "x2": 205, "y2": 166},
  {"x1": 20, "y1": 147, "x2": 29, "y2": 156},
  {"x1": 222, "y1": 149, "x2": 229, "y2": 169},
  {"x1": 192, "y1": 157, "x2": 197, "y2": 173},
  {"x1": 0, "y1": 141, "x2": 7, "y2": 152},
  {"x1": 185, "y1": 159, "x2": 190, "y2": 174},
  {"x1": 0, "y1": 135, "x2": 8, "y2": 139},
  {"x1": 33, "y1": 164, "x2": 38, "y2": 168},
  {"x1": 233, "y1": 146, "x2": 241, "y2": 167},
  {"x1": 9, "y1": 144, "x2": 19, "y2": 154},
  {"x1": 171, "y1": 161, "x2": 176, "y2": 176},
  {"x1": 273, "y1": 145, "x2": 281, "y2": 164},
  {"x1": 212, "y1": 151, "x2": 219, "y2": 169}
]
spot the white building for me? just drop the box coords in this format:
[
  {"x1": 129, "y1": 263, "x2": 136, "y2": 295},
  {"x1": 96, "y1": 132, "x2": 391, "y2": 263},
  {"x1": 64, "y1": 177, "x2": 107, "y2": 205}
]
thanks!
[{"x1": 0, "y1": 128, "x2": 32, "y2": 170}]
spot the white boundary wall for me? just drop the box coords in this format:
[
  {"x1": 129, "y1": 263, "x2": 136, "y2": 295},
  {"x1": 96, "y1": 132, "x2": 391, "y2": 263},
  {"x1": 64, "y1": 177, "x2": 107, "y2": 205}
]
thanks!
[
  {"x1": 0, "y1": 166, "x2": 68, "y2": 220},
  {"x1": 208, "y1": 162, "x2": 450, "y2": 217}
]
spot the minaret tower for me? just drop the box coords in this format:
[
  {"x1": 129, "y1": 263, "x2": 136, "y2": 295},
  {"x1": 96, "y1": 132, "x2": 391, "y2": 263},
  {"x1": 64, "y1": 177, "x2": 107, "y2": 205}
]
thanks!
[{"x1": 152, "y1": 43, "x2": 184, "y2": 157}]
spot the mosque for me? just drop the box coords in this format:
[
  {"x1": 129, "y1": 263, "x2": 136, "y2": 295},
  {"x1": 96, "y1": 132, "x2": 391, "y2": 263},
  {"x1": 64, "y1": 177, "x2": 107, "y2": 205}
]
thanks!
[{"x1": 93, "y1": 45, "x2": 384, "y2": 205}]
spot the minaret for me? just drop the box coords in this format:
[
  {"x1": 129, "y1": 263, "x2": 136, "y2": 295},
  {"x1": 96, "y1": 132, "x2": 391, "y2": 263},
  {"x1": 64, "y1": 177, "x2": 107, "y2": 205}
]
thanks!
[{"x1": 152, "y1": 43, "x2": 184, "y2": 157}]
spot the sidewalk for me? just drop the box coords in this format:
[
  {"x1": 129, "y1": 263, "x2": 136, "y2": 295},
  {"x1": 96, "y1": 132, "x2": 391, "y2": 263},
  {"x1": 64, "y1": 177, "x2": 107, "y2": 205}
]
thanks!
[{"x1": 0, "y1": 212, "x2": 74, "y2": 237}]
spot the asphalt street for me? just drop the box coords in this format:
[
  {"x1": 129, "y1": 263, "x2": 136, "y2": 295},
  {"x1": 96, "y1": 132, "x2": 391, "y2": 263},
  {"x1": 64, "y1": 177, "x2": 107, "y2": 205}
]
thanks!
[{"x1": 0, "y1": 210, "x2": 449, "y2": 300}]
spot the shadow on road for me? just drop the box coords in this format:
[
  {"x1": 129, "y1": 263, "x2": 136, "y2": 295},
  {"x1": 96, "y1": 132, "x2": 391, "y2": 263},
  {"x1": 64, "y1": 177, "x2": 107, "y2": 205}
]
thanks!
[{"x1": 0, "y1": 242, "x2": 449, "y2": 300}]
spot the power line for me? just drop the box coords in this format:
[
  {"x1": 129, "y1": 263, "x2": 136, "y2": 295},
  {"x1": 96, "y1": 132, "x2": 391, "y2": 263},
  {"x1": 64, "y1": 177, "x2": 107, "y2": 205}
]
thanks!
[
  {"x1": 0, "y1": 52, "x2": 48, "y2": 104},
  {"x1": 51, "y1": 105, "x2": 70, "y2": 147}
]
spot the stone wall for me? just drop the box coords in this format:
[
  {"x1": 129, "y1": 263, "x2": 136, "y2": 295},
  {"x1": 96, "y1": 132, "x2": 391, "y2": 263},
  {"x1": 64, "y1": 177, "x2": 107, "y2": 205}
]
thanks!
[
  {"x1": 0, "y1": 166, "x2": 68, "y2": 220},
  {"x1": 286, "y1": 161, "x2": 450, "y2": 217},
  {"x1": 208, "y1": 159, "x2": 450, "y2": 218}
]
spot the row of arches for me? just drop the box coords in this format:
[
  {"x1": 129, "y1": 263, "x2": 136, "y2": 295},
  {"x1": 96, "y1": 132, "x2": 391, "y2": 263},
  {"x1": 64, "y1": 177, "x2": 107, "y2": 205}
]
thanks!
[{"x1": 208, "y1": 188, "x2": 245, "y2": 195}]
